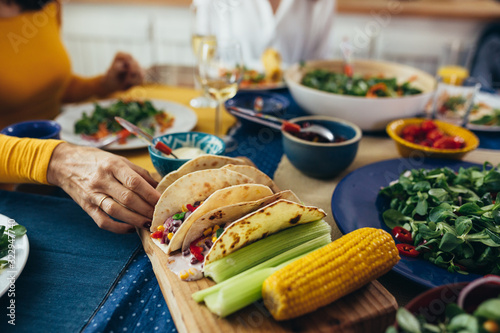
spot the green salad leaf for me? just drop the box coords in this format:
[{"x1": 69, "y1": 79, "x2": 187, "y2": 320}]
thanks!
[
  {"x1": 379, "y1": 163, "x2": 500, "y2": 274},
  {"x1": 301, "y1": 69, "x2": 422, "y2": 97}
]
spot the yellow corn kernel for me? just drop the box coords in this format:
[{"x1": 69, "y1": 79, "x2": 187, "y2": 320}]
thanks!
[
  {"x1": 262, "y1": 227, "x2": 400, "y2": 321},
  {"x1": 179, "y1": 270, "x2": 189, "y2": 280},
  {"x1": 213, "y1": 225, "x2": 220, "y2": 231},
  {"x1": 167, "y1": 232, "x2": 174, "y2": 240},
  {"x1": 212, "y1": 236, "x2": 217, "y2": 243},
  {"x1": 203, "y1": 227, "x2": 213, "y2": 236},
  {"x1": 157, "y1": 225, "x2": 165, "y2": 232},
  {"x1": 182, "y1": 205, "x2": 188, "y2": 212}
]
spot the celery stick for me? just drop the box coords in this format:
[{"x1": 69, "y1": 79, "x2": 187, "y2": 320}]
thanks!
[
  {"x1": 192, "y1": 233, "x2": 331, "y2": 303},
  {"x1": 204, "y1": 267, "x2": 276, "y2": 317},
  {"x1": 204, "y1": 258, "x2": 297, "y2": 317},
  {"x1": 204, "y1": 220, "x2": 331, "y2": 283}
]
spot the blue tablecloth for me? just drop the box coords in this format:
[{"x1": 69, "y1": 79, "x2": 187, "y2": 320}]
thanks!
[{"x1": 1, "y1": 89, "x2": 498, "y2": 332}]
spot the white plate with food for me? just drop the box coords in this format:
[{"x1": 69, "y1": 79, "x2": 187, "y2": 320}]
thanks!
[
  {"x1": 56, "y1": 99, "x2": 198, "y2": 150},
  {"x1": 467, "y1": 92, "x2": 500, "y2": 132},
  {"x1": 0, "y1": 214, "x2": 29, "y2": 298}
]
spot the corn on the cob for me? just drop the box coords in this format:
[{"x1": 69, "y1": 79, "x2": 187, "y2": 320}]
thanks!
[{"x1": 262, "y1": 227, "x2": 400, "y2": 321}]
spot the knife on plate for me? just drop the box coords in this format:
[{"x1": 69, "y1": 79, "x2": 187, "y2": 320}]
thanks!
[{"x1": 114, "y1": 117, "x2": 178, "y2": 158}]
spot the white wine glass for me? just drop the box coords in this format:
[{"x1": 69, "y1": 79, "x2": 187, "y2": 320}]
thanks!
[
  {"x1": 198, "y1": 40, "x2": 243, "y2": 147},
  {"x1": 190, "y1": 3, "x2": 217, "y2": 108}
]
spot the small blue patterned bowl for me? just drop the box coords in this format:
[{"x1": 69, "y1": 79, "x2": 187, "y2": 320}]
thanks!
[
  {"x1": 1, "y1": 120, "x2": 61, "y2": 140},
  {"x1": 149, "y1": 132, "x2": 226, "y2": 177},
  {"x1": 282, "y1": 116, "x2": 362, "y2": 179}
]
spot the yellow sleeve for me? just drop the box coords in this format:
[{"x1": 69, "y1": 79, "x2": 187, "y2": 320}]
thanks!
[
  {"x1": 61, "y1": 74, "x2": 110, "y2": 104},
  {"x1": 0, "y1": 134, "x2": 63, "y2": 184}
]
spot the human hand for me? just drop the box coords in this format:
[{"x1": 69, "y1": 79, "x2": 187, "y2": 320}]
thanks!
[
  {"x1": 47, "y1": 143, "x2": 161, "y2": 233},
  {"x1": 101, "y1": 52, "x2": 144, "y2": 94}
]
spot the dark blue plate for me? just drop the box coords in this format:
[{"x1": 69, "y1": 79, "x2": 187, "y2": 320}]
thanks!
[{"x1": 331, "y1": 158, "x2": 483, "y2": 289}]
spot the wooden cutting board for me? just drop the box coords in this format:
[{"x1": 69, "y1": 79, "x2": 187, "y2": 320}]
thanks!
[{"x1": 139, "y1": 229, "x2": 397, "y2": 333}]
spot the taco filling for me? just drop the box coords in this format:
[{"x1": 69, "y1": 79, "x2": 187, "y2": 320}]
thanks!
[{"x1": 150, "y1": 201, "x2": 203, "y2": 245}]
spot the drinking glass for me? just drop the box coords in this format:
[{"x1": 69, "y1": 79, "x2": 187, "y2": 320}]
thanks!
[
  {"x1": 431, "y1": 76, "x2": 481, "y2": 127},
  {"x1": 197, "y1": 40, "x2": 243, "y2": 146},
  {"x1": 189, "y1": 3, "x2": 217, "y2": 108}
]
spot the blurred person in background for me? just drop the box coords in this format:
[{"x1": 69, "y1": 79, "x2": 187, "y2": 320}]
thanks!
[
  {"x1": 0, "y1": 0, "x2": 144, "y2": 129},
  {"x1": 0, "y1": 0, "x2": 159, "y2": 233},
  {"x1": 194, "y1": 0, "x2": 336, "y2": 69}
]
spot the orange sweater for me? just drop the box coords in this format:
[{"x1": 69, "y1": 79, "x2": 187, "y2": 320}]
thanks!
[{"x1": 0, "y1": 1, "x2": 108, "y2": 129}]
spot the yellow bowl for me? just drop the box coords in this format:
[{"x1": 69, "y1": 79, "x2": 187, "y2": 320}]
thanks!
[{"x1": 386, "y1": 118, "x2": 479, "y2": 159}]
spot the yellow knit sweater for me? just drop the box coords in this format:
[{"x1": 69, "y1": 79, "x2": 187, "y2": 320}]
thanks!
[{"x1": 0, "y1": 1, "x2": 107, "y2": 129}]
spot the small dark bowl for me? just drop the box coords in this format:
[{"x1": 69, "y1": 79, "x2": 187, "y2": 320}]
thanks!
[
  {"x1": 405, "y1": 279, "x2": 500, "y2": 326},
  {"x1": 225, "y1": 92, "x2": 290, "y2": 129},
  {"x1": 148, "y1": 132, "x2": 225, "y2": 177},
  {"x1": 1, "y1": 120, "x2": 61, "y2": 140},
  {"x1": 282, "y1": 116, "x2": 362, "y2": 179}
]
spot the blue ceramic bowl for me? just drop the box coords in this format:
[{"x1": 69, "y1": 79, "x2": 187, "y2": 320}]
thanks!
[
  {"x1": 225, "y1": 92, "x2": 289, "y2": 129},
  {"x1": 1, "y1": 120, "x2": 61, "y2": 140},
  {"x1": 282, "y1": 116, "x2": 362, "y2": 179},
  {"x1": 149, "y1": 132, "x2": 226, "y2": 177}
]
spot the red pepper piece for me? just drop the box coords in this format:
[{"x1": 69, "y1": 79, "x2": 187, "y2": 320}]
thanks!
[
  {"x1": 116, "y1": 129, "x2": 131, "y2": 144},
  {"x1": 392, "y1": 226, "x2": 413, "y2": 244},
  {"x1": 150, "y1": 231, "x2": 163, "y2": 239},
  {"x1": 281, "y1": 121, "x2": 301, "y2": 133},
  {"x1": 343, "y1": 63, "x2": 353, "y2": 77},
  {"x1": 186, "y1": 204, "x2": 198, "y2": 212},
  {"x1": 396, "y1": 243, "x2": 420, "y2": 258},
  {"x1": 189, "y1": 237, "x2": 205, "y2": 262},
  {"x1": 155, "y1": 141, "x2": 173, "y2": 155}
]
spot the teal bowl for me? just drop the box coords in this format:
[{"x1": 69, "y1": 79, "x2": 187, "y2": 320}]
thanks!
[
  {"x1": 149, "y1": 132, "x2": 225, "y2": 177},
  {"x1": 282, "y1": 116, "x2": 362, "y2": 179}
]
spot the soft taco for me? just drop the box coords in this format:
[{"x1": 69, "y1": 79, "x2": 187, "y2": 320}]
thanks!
[
  {"x1": 156, "y1": 155, "x2": 254, "y2": 193},
  {"x1": 164, "y1": 184, "x2": 274, "y2": 253},
  {"x1": 150, "y1": 168, "x2": 256, "y2": 234},
  {"x1": 221, "y1": 164, "x2": 280, "y2": 193},
  {"x1": 181, "y1": 190, "x2": 300, "y2": 252}
]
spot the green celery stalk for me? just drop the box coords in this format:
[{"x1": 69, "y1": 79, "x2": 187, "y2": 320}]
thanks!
[
  {"x1": 203, "y1": 258, "x2": 298, "y2": 317},
  {"x1": 193, "y1": 232, "x2": 331, "y2": 303},
  {"x1": 203, "y1": 220, "x2": 331, "y2": 283}
]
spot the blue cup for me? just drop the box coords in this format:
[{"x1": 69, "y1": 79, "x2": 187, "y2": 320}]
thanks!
[{"x1": 1, "y1": 120, "x2": 61, "y2": 140}]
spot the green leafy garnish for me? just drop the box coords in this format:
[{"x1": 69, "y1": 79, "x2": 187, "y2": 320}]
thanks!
[{"x1": 379, "y1": 163, "x2": 500, "y2": 275}]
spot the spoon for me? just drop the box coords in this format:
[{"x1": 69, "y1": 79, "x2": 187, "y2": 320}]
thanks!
[
  {"x1": 114, "y1": 117, "x2": 179, "y2": 158},
  {"x1": 227, "y1": 106, "x2": 335, "y2": 142}
]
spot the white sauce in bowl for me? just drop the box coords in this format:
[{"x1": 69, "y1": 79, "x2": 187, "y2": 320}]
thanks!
[{"x1": 172, "y1": 147, "x2": 206, "y2": 159}]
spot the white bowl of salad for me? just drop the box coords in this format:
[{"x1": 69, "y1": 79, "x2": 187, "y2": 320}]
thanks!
[{"x1": 284, "y1": 59, "x2": 436, "y2": 131}]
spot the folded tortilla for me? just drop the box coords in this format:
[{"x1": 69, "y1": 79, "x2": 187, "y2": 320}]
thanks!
[
  {"x1": 151, "y1": 168, "x2": 255, "y2": 232},
  {"x1": 221, "y1": 164, "x2": 280, "y2": 193},
  {"x1": 156, "y1": 155, "x2": 254, "y2": 193},
  {"x1": 181, "y1": 190, "x2": 300, "y2": 251},
  {"x1": 166, "y1": 184, "x2": 274, "y2": 253}
]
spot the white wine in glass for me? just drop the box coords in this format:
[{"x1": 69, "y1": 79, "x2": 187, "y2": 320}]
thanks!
[
  {"x1": 189, "y1": 3, "x2": 217, "y2": 108},
  {"x1": 198, "y1": 41, "x2": 243, "y2": 143}
]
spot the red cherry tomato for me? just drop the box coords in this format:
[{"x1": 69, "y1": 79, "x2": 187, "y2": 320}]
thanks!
[
  {"x1": 150, "y1": 230, "x2": 163, "y2": 239},
  {"x1": 426, "y1": 129, "x2": 444, "y2": 142},
  {"x1": 421, "y1": 120, "x2": 437, "y2": 133},
  {"x1": 401, "y1": 124, "x2": 422, "y2": 138},
  {"x1": 433, "y1": 136, "x2": 463, "y2": 149},
  {"x1": 392, "y1": 226, "x2": 413, "y2": 244},
  {"x1": 396, "y1": 243, "x2": 420, "y2": 258}
]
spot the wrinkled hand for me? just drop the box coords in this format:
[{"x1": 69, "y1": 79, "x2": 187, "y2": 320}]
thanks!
[
  {"x1": 101, "y1": 52, "x2": 144, "y2": 94},
  {"x1": 47, "y1": 143, "x2": 161, "y2": 233}
]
